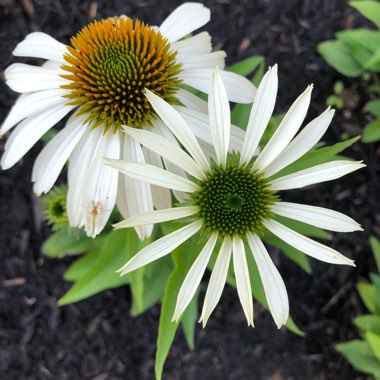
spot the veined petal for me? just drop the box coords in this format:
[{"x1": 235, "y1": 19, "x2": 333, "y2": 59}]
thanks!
[
  {"x1": 13, "y1": 32, "x2": 68, "y2": 62},
  {"x1": 105, "y1": 158, "x2": 197, "y2": 193},
  {"x1": 171, "y1": 31, "x2": 212, "y2": 58},
  {"x1": 270, "y1": 160, "x2": 365, "y2": 191},
  {"x1": 180, "y1": 51, "x2": 226, "y2": 71},
  {"x1": 208, "y1": 67, "x2": 230, "y2": 166},
  {"x1": 240, "y1": 65, "x2": 278, "y2": 164},
  {"x1": 32, "y1": 113, "x2": 88, "y2": 195},
  {"x1": 254, "y1": 85, "x2": 313, "y2": 171},
  {"x1": 123, "y1": 126, "x2": 204, "y2": 180},
  {"x1": 145, "y1": 89, "x2": 210, "y2": 171},
  {"x1": 232, "y1": 237, "x2": 254, "y2": 326},
  {"x1": 120, "y1": 135, "x2": 154, "y2": 240},
  {"x1": 173, "y1": 233, "x2": 218, "y2": 322},
  {"x1": 159, "y1": 3, "x2": 210, "y2": 43},
  {"x1": 265, "y1": 219, "x2": 355, "y2": 266},
  {"x1": 247, "y1": 234, "x2": 289, "y2": 328},
  {"x1": 264, "y1": 107, "x2": 335, "y2": 177},
  {"x1": 200, "y1": 237, "x2": 232, "y2": 327},
  {"x1": 181, "y1": 69, "x2": 256, "y2": 103},
  {"x1": 5, "y1": 63, "x2": 67, "y2": 93},
  {"x1": 175, "y1": 88, "x2": 208, "y2": 114},
  {"x1": 271, "y1": 202, "x2": 363, "y2": 232},
  {"x1": 118, "y1": 220, "x2": 203, "y2": 275},
  {"x1": 1, "y1": 104, "x2": 75, "y2": 170},
  {"x1": 1, "y1": 88, "x2": 68, "y2": 135},
  {"x1": 114, "y1": 206, "x2": 198, "y2": 229}
]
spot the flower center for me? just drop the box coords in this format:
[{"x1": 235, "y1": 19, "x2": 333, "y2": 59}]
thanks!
[
  {"x1": 61, "y1": 17, "x2": 182, "y2": 132},
  {"x1": 192, "y1": 157, "x2": 276, "y2": 237}
]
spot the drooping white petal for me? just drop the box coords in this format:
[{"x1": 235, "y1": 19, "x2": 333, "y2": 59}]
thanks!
[
  {"x1": 173, "y1": 233, "x2": 218, "y2": 322},
  {"x1": 240, "y1": 65, "x2": 278, "y2": 164},
  {"x1": 141, "y1": 147, "x2": 172, "y2": 210},
  {"x1": 105, "y1": 158, "x2": 197, "y2": 193},
  {"x1": 5, "y1": 63, "x2": 67, "y2": 93},
  {"x1": 232, "y1": 237, "x2": 254, "y2": 326},
  {"x1": 270, "y1": 160, "x2": 365, "y2": 191},
  {"x1": 145, "y1": 89, "x2": 209, "y2": 171},
  {"x1": 1, "y1": 104, "x2": 75, "y2": 170},
  {"x1": 123, "y1": 126, "x2": 204, "y2": 180},
  {"x1": 13, "y1": 32, "x2": 68, "y2": 62},
  {"x1": 116, "y1": 172, "x2": 130, "y2": 220},
  {"x1": 254, "y1": 85, "x2": 313, "y2": 171},
  {"x1": 264, "y1": 107, "x2": 335, "y2": 177},
  {"x1": 81, "y1": 131, "x2": 121, "y2": 237},
  {"x1": 180, "y1": 51, "x2": 226, "y2": 71},
  {"x1": 208, "y1": 67, "x2": 230, "y2": 166},
  {"x1": 1, "y1": 88, "x2": 68, "y2": 134},
  {"x1": 119, "y1": 135, "x2": 154, "y2": 240},
  {"x1": 118, "y1": 220, "x2": 203, "y2": 275},
  {"x1": 159, "y1": 3, "x2": 210, "y2": 43},
  {"x1": 171, "y1": 31, "x2": 212, "y2": 59},
  {"x1": 32, "y1": 113, "x2": 88, "y2": 195},
  {"x1": 114, "y1": 206, "x2": 199, "y2": 229},
  {"x1": 199, "y1": 237, "x2": 232, "y2": 327},
  {"x1": 180, "y1": 68, "x2": 256, "y2": 103},
  {"x1": 265, "y1": 219, "x2": 355, "y2": 266},
  {"x1": 175, "y1": 88, "x2": 208, "y2": 114},
  {"x1": 271, "y1": 202, "x2": 363, "y2": 232},
  {"x1": 247, "y1": 234, "x2": 289, "y2": 328}
]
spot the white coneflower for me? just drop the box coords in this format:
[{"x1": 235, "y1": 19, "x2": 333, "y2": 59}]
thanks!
[
  {"x1": 106, "y1": 65, "x2": 364, "y2": 328},
  {"x1": 0, "y1": 3, "x2": 255, "y2": 238}
]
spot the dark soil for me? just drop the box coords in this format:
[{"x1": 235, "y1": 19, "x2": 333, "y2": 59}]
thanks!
[{"x1": 0, "y1": 0, "x2": 379, "y2": 379}]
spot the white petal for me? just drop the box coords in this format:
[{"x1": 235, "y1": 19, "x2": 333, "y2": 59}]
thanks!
[
  {"x1": 173, "y1": 233, "x2": 218, "y2": 322},
  {"x1": 254, "y1": 85, "x2": 313, "y2": 171},
  {"x1": 247, "y1": 234, "x2": 289, "y2": 328},
  {"x1": 1, "y1": 104, "x2": 75, "y2": 170},
  {"x1": 270, "y1": 160, "x2": 365, "y2": 191},
  {"x1": 199, "y1": 237, "x2": 232, "y2": 327},
  {"x1": 159, "y1": 3, "x2": 210, "y2": 43},
  {"x1": 5, "y1": 63, "x2": 67, "y2": 93},
  {"x1": 264, "y1": 108, "x2": 335, "y2": 177},
  {"x1": 240, "y1": 65, "x2": 278, "y2": 164},
  {"x1": 32, "y1": 113, "x2": 88, "y2": 195},
  {"x1": 232, "y1": 237, "x2": 254, "y2": 326},
  {"x1": 13, "y1": 32, "x2": 68, "y2": 62},
  {"x1": 123, "y1": 126, "x2": 204, "y2": 180},
  {"x1": 175, "y1": 88, "x2": 208, "y2": 114},
  {"x1": 105, "y1": 158, "x2": 197, "y2": 193},
  {"x1": 145, "y1": 89, "x2": 209, "y2": 171},
  {"x1": 1, "y1": 88, "x2": 68, "y2": 135},
  {"x1": 114, "y1": 206, "x2": 199, "y2": 229},
  {"x1": 118, "y1": 135, "x2": 154, "y2": 240},
  {"x1": 171, "y1": 31, "x2": 212, "y2": 58},
  {"x1": 116, "y1": 172, "x2": 130, "y2": 219},
  {"x1": 179, "y1": 51, "x2": 226, "y2": 71},
  {"x1": 118, "y1": 220, "x2": 203, "y2": 275},
  {"x1": 82, "y1": 131, "x2": 120, "y2": 237},
  {"x1": 208, "y1": 67, "x2": 230, "y2": 166},
  {"x1": 271, "y1": 202, "x2": 362, "y2": 232},
  {"x1": 180, "y1": 69, "x2": 256, "y2": 103},
  {"x1": 265, "y1": 219, "x2": 355, "y2": 266}
]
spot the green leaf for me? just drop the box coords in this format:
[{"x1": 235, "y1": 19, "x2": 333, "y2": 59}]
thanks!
[
  {"x1": 363, "y1": 119, "x2": 380, "y2": 143},
  {"x1": 336, "y1": 340, "x2": 380, "y2": 376},
  {"x1": 357, "y1": 282, "x2": 376, "y2": 313},
  {"x1": 181, "y1": 290, "x2": 199, "y2": 350},
  {"x1": 370, "y1": 273, "x2": 380, "y2": 312},
  {"x1": 366, "y1": 331, "x2": 380, "y2": 361},
  {"x1": 58, "y1": 229, "x2": 144, "y2": 305},
  {"x1": 228, "y1": 56, "x2": 264, "y2": 77},
  {"x1": 351, "y1": 1, "x2": 380, "y2": 29},
  {"x1": 355, "y1": 315, "x2": 380, "y2": 335},
  {"x1": 365, "y1": 48, "x2": 380, "y2": 71},
  {"x1": 370, "y1": 236, "x2": 380, "y2": 273},
  {"x1": 42, "y1": 225, "x2": 91, "y2": 258},
  {"x1": 337, "y1": 29, "x2": 380, "y2": 54},
  {"x1": 367, "y1": 100, "x2": 380, "y2": 118},
  {"x1": 273, "y1": 136, "x2": 361, "y2": 178},
  {"x1": 317, "y1": 40, "x2": 363, "y2": 77}
]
